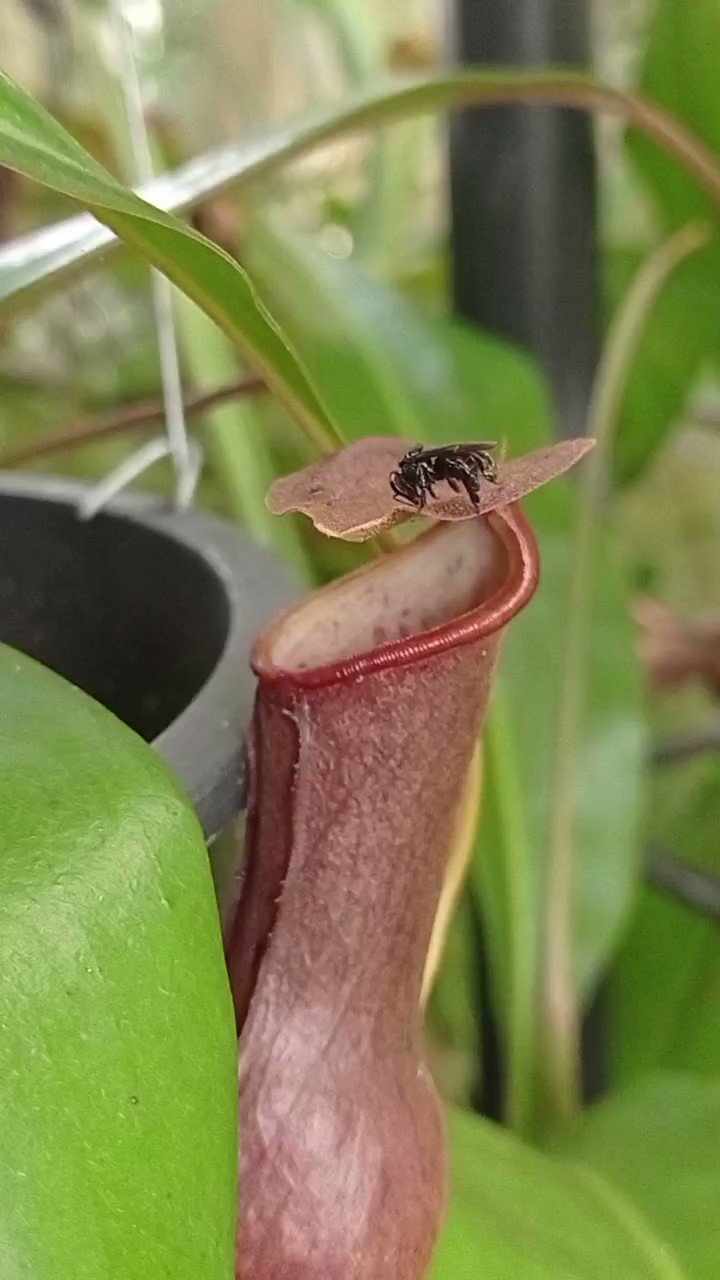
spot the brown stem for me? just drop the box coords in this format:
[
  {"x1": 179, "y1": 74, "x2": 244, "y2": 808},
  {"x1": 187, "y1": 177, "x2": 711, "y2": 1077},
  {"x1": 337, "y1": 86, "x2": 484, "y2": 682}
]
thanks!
[
  {"x1": 648, "y1": 848, "x2": 720, "y2": 921},
  {"x1": 651, "y1": 726, "x2": 720, "y2": 766},
  {"x1": 0, "y1": 374, "x2": 266, "y2": 468}
]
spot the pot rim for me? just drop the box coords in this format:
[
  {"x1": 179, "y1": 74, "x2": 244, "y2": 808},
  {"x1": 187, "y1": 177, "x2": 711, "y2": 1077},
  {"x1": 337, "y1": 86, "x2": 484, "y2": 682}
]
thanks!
[{"x1": 0, "y1": 472, "x2": 299, "y2": 838}]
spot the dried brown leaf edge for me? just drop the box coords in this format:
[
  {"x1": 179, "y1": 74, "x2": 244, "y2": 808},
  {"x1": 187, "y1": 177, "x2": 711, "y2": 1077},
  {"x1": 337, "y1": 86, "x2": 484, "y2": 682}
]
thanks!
[{"x1": 267, "y1": 436, "x2": 595, "y2": 541}]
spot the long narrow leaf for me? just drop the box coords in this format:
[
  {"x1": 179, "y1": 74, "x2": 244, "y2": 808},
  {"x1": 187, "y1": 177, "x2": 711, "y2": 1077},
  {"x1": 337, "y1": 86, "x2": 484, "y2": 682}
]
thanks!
[
  {"x1": 0, "y1": 70, "x2": 337, "y2": 453},
  {"x1": 2, "y1": 70, "x2": 720, "y2": 309}
]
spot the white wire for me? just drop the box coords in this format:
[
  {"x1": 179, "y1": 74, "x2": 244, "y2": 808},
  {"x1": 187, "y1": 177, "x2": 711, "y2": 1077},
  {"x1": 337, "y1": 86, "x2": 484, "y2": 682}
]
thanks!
[
  {"x1": 80, "y1": 0, "x2": 200, "y2": 518},
  {"x1": 77, "y1": 437, "x2": 171, "y2": 520},
  {"x1": 77, "y1": 436, "x2": 203, "y2": 521}
]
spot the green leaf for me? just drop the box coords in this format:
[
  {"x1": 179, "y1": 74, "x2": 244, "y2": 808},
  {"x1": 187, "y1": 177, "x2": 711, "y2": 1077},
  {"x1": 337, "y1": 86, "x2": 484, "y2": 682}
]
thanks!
[
  {"x1": 609, "y1": 244, "x2": 720, "y2": 485},
  {"x1": 618, "y1": 397, "x2": 720, "y2": 609},
  {"x1": 616, "y1": 0, "x2": 720, "y2": 480},
  {"x1": 433, "y1": 1106, "x2": 686, "y2": 1280},
  {"x1": 553, "y1": 1075, "x2": 720, "y2": 1280},
  {"x1": 610, "y1": 757, "x2": 720, "y2": 1086},
  {"x1": 611, "y1": 879, "x2": 720, "y2": 1088},
  {"x1": 4, "y1": 69, "x2": 720, "y2": 310},
  {"x1": 627, "y1": 0, "x2": 720, "y2": 226},
  {"x1": 0, "y1": 647, "x2": 236, "y2": 1279},
  {"x1": 0, "y1": 68, "x2": 336, "y2": 452},
  {"x1": 611, "y1": 428, "x2": 720, "y2": 1085},
  {"x1": 244, "y1": 212, "x2": 552, "y2": 445}
]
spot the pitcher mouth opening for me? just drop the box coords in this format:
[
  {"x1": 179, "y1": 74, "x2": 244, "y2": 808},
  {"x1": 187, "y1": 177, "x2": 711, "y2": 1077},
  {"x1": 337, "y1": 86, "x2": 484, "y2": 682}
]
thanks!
[{"x1": 253, "y1": 504, "x2": 539, "y2": 689}]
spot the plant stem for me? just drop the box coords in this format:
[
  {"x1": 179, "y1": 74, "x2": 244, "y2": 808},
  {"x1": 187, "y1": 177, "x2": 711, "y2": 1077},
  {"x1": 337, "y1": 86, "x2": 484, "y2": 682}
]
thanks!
[
  {"x1": 0, "y1": 376, "x2": 267, "y2": 469},
  {"x1": 421, "y1": 745, "x2": 482, "y2": 1008},
  {"x1": 650, "y1": 725, "x2": 720, "y2": 766},
  {"x1": 541, "y1": 221, "x2": 711, "y2": 1127},
  {"x1": 647, "y1": 848, "x2": 720, "y2": 921},
  {"x1": 484, "y1": 688, "x2": 536, "y2": 1137}
]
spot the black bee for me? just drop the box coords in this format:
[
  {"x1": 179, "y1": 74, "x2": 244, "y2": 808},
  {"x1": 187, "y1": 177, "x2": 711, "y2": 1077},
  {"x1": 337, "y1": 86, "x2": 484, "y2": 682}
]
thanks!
[{"x1": 389, "y1": 442, "x2": 498, "y2": 510}]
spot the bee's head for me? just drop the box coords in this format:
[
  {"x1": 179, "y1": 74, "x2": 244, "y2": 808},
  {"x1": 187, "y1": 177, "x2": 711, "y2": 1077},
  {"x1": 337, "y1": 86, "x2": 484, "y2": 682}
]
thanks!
[{"x1": 389, "y1": 468, "x2": 418, "y2": 505}]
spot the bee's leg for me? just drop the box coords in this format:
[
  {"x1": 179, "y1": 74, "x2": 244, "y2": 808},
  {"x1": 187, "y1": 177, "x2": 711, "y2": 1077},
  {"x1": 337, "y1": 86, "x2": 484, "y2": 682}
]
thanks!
[
  {"x1": 478, "y1": 454, "x2": 498, "y2": 483},
  {"x1": 390, "y1": 474, "x2": 418, "y2": 507},
  {"x1": 445, "y1": 457, "x2": 475, "y2": 501},
  {"x1": 458, "y1": 466, "x2": 481, "y2": 507},
  {"x1": 441, "y1": 461, "x2": 458, "y2": 493},
  {"x1": 414, "y1": 463, "x2": 436, "y2": 504}
]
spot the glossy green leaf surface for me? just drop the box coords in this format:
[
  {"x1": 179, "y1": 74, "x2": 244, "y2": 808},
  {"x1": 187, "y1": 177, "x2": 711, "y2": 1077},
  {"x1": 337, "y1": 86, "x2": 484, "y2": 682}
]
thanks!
[
  {"x1": 554, "y1": 1075, "x2": 720, "y2": 1280},
  {"x1": 433, "y1": 1106, "x2": 685, "y2": 1279},
  {"x1": 0, "y1": 647, "x2": 237, "y2": 1280},
  {"x1": 0, "y1": 69, "x2": 335, "y2": 451}
]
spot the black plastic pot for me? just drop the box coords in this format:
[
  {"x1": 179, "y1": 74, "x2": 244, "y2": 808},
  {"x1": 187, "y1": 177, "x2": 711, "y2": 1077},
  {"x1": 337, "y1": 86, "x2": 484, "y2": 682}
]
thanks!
[{"x1": 0, "y1": 474, "x2": 299, "y2": 840}]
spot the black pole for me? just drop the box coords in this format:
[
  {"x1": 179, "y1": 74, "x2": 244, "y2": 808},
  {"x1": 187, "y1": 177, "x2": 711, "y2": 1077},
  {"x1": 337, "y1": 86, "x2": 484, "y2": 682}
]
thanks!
[{"x1": 448, "y1": 0, "x2": 598, "y2": 436}]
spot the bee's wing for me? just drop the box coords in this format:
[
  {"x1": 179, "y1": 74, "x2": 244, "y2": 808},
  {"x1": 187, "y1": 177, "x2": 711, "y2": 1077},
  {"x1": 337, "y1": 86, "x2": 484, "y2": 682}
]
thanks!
[
  {"x1": 409, "y1": 442, "x2": 498, "y2": 464},
  {"x1": 430, "y1": 441, "x2": 498, "y2": 457}
]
